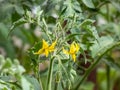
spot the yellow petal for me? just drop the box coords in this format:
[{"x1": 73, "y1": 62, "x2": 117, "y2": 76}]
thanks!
[
  {"x1": 72, "y1": 54, "x2": 76, "y2": 62},
  {"x1": 34, "y1": 48, "x2": 44, "y2": 54},
  {"x1": 75, "y1": 43, "x2": 80, "y2": 52},
  {"x1": 49, "y1": 40, "x2": 56, "y2": 52},
  {"x1": 42, "y1": 39, "x2": 49, "y2": 49},
  {"x1": 69, "y1": 43, "x2": 75, "y2": 54},
  {"x1": 45, "y1": 49, "x2": 49, "y2": 57},
  {"x1": 63, "y1": 47, "x2": 69, "y2": 55}
]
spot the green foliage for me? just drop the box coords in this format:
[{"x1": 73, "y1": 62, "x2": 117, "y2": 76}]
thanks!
[
  {"x1": 82, "y1": 0, "x2": 95, "y2": 8},
  {"x1": 0, "y1": 55, "x2": 41, "y2": 90},
  {"x1": 0, "y1": 0, "x2": 120, "y2": 90}
]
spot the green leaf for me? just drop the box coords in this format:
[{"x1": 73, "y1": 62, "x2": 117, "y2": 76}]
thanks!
[
  {"x1": 0, "y1": 23, "x2": 9, "y2": 39},
  {"x1": 36, "y1": 10, "x2": 43, "y2": 25},
  {"x1": 28, "y1": 41, "x2": 43, "y2": 64},
  {"x1": 8, "y1": 18, "x2": 27, "y2": 37},
  {"x1": 82, "y1": 0, "x2": 95, "y2": 8},
  {"x1": 103, "y1": 57, "x2": 120, "y2": 70},
  {"x1": 80, "y1": 19, "x2": 95, "y2": 27},
  {"x1": 1, "y1": 58, "x2": 12, "y2": 70},
  {"x1": 12, "y1": 10, "x2": 21, "y2": 23},
  {"x1": 80, "y1": 19, "x2": 99, "y2": 41},
  {"x1": 91, "y1": 36, "x2": 114, "y2": 58},
  {"x1": 21, "y1": 76, "x2": 33, "y2": 90},
  {"x1": 80, "y1": 47, "x2": 88, "y2": 64},
  {"x1": 63, "y1": 0, "x2": 82, "y2": 16},
  {"x1": 54, "y1": 59, "x2": 69, "y2": 64},
  {"x1": 25, "y1": 10, "x2": 34, "y2": 23},
  {"x1": 13, "y1": 59, "x2": 25, "y2": 75},
  {"x1": 20, "y1": 29, "x2": 34, "y2": 44},
  {"x1": 90, "y1": 26, "x2": 99, "y2": 41},
  {"x1": 15, "y1": 5, "x2": 24, "y2": 15},
  {"x1": 0, "y1": 41, "x2": 15, "y2": 59},
  {"x1": 0, "y1": 76, "x2": 15, "y2": 82},
  {"x1": 110, "y1": 0, "x2": 120, "y2": 12},
  {"x1": 25, "y1": 75, "x2": 41, "y2": 90},
  {"x1": 0, "y1": 80, "x2": 10, "y2": 90},
  {"x1": 65, "y1": 33, "x2": 82, "y2": 41},
  {"x1": 0, "y1": 55, "x2": 25, "y2": 75}
]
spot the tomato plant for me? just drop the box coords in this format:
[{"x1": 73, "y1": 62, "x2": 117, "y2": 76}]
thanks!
[{"x1": 0, "y1": 0, "x2": 120, "y2": 90}]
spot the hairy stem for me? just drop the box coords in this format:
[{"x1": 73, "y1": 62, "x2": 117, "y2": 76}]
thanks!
[
  {"x1": 106, "y1": 4, "x2": 110, "y2": 90},
  {"x1": 46, "y1": 57, "x2": 55, "y2": 90}
]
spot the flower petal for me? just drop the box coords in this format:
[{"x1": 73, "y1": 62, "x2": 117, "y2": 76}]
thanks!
[
  {"x1": 42, "y1": 39, "x2": 49, "y2": 49},
  {"x1": 69, "y1": 43, "x2": 75, "y2": 54},
  {"x1": 49, "y1": 40, "x2": 56, "y2": 52},
  {"x1": 45, "y1": 49, "x2": 49, "y2": 57},
  {"x1": 34, "y1": 48, "x2": 44, "y2": 54},
  {"x1": 63, "y1": 47, "x2": 69, "y2": 55},
  {"x1": 75, "y1": 43, "x2": 80, "y2": 52},
  {"x1": 72, "y1": 54, "x2": 76, "y2": 62}
]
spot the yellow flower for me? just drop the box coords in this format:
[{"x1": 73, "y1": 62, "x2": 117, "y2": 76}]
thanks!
[
  {"x1": 34, "y1": 39, "x2": 56, "y2": 57},
  {"x1": 63, "y1": 42, "x2": 80, "y2": 62}
]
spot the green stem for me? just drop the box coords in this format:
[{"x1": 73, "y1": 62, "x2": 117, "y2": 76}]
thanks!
[
  {"x1": 106, "y1": 4, "x2": 110, "y2": 90},
  {"x1": 46, "y1": 57, "x2": 55, "y2": 90},
  {"x1": 106, "y1": 4, "x2": 110, "y2": 22},
  {"x1": 97, "y1": 1, "x2": 110, "y2": 8},
  {"x1": 54, "y1": 82, "x2": 58, "y2": 90},
  {"x1": 73, "y1": 57, "x2": 99, "y2": 90},
  {"x1": 73, "y1": 42, "x2": 120, "y2": 90},
  {"x1": 37, "y1": 19, "x2": 52, "y2": 42},
  {"x1": 106, "y1": 65, "x2": 110, "y2": 90},
  {"x1": 38, "y1": 71, "x2": 43, "y2": 90},
  {"x1": 34, "y1": 65, "x2": 43, "y2": 90}
]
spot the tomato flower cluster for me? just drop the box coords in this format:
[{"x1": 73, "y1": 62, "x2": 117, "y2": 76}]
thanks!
[{"x1": 34, "y1": 39, "x2": 80, "y2": 62}]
